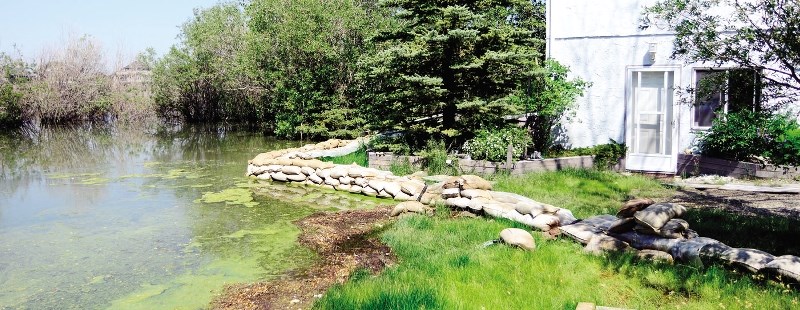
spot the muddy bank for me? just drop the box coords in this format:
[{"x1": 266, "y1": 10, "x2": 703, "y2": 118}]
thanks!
[{"x1": 212, "y1": 207, "x2": 395, "y2": 310}]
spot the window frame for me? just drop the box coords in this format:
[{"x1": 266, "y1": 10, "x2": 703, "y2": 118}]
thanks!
[{"x1": 690, "y1": 67, "x2": 760, "y2": 131}]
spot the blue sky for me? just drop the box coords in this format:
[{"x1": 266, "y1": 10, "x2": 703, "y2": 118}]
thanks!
[{"x1": 0, "y1": 0, "x2": 220, "y2": 63}]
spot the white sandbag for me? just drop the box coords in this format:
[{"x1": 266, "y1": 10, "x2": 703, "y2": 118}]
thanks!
[
  {"x1": 393, "y1": 191, "x2": 414, "y2": 201},
  {"x1": 761, "y1": 255, "x2": 800, "y2": 283},
  {"x1": 555, "y1": 209, "x2": 578, "y2": 225},
  {"x1": 367, "y1": 180, "x2": 386, "y2": 192},
  {"x1": 483, "y1": 203, "x2": 510, "y2": 218},
  {"x1": 308, "y1": 173, "x2": 323, "y2": 184},
  {"x1": 324, "y1": 177, "x2": 341, "y2": 186},
  {"x1": 256, "y1": 174, "x2": 271, "y2": 180},
  {"x1": 720, "y1": 248, "x2": 775, "y2": 273},
  {"x1": 633, "y1": 203, "x2": 688, "y2": 231},
  {"x1": 316, "y1": 168, "x2": 330, "y2": 179},
  {"x1": 339, "y1": 176, "x2": 354, "y2": 185},
  {"x1": 514, "y1": 203, "x2": 545, "y2": 217},
  {"x1": 271, "y1": 172, "x2": 288, "y2": 182},
  {"x1": 668, "y1": 238, "x2": 724, "y2": 267},
  {"x1": 383, "y1": 182, "x2": 403, "y2": 197},
  {"x1": 362, "y1": 186, "x2": 378, "y2": 197},
  {"x1": 420, "y1": 193, "x2": 437, "y2": 205},
  {"x1": 349, "y1": 185, "x2": 364, "y2": 194},
  {"x1": 584, "y1": 235, "x2": 630, "y2": 255},
  {"x1": 347, "y1": 167, "x2": 366, "y2": 178},
  {"x1": 377, "y1": 189, "x2": 392, "y2": 198},
  {"x1": 354, "y1": 177, "x2": 368, "y2": 187},
  {"x1": 501, "y1": 210, "x2": 529, "y2": 224},
  {"x1": 445, "y1": 197, "x2": 471, "y2": 209},
  {"x1": 461, "y1": 174, "x2": 492, "y2": 190},
  {"x1": 336, "y1": 184, "x2": 352, "y2": 191},
  {"x1": 468, "y1": 197, "x2": 491, "y2": 211},
  {"x1": 460, "y1": 189, "x2": 492, "y2": 199},
  {"x1": 442, "y1": 187, "x2": 460, "y2": 199},
  {"x1": 265, "y1": 164, "x2": 283, "y2": 173},
  {"x1": 559, "y1": 222, "x2": 603, "y2": 244},
  {"x1": 286, "y1": 173, "x2": 307, "y2": 182},
  {"x1": 300, "y1": 166, "x2": 316, "y2": 176},
  {"x1": 328, "y1": 168, "x2": 348, "y2": 179}
]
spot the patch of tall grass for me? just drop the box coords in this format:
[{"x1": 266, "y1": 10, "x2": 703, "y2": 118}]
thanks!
[
  {"x1": 320, "y1": 146, "x2": 369, "y2": 167},
  {"x1": 491, "y1": 168, "x2": 673, "y2": 218},
  {"x1": 316, "y1": 214, "x2": 799, "y2": 309}
]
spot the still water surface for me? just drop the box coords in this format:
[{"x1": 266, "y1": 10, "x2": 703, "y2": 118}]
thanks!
[{"x1": 0, "y1": 126, "x2": 380, "y2": 309}]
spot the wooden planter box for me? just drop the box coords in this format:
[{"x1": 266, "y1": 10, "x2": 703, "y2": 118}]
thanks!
[
  {"x1": 368, "y1": 152, "x2": 624, "y2": 175},
  {"x1": 677, "y1": 154, "x2": 800, "y2": 179}
]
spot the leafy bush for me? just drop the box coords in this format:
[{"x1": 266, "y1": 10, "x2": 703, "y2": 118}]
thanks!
[
  {"x1": 593, "y1": 140, "x2": 628, "y2": 169},
  {"x1": 0, "y1": 84, "x2": 23, "y2": 128},
  {"x1": 463, "y1": 127, "x2": 532, "y2": 162},
  {"x1": 698, "y1": 110, "x2": 800, "y2": 166},
  {"x1": 417, "y1": 139, "x2": 458, "y2": 175}
]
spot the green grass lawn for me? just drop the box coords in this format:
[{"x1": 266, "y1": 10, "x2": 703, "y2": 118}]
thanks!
[{"x1": 313, "y1": 169, "x2": 800, "y2": 309}]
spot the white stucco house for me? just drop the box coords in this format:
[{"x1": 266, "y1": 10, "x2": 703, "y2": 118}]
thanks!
[{"x1": 546, "y1": 0, "x2": 781, "y2": 173}]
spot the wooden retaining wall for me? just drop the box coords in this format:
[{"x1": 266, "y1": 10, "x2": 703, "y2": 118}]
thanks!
[
  {"x1": 368, "y1": 152, "x2": 625, "y2": 174},
  {"x1": 677, "y1": 154, "x2": 800, "y2": 179}
]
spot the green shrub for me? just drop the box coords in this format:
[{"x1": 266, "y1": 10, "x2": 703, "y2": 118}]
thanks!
[
  {"x1": 698, "y1": 110, "x2": 800, "y2": 166},
  {"x1": 417, "y1": 139, "x2": 458, "y2": 175},
  {"x1": 0, "y1": 84, "x2": 23, "y2": 128},
  {"x1": 463, "y1": 127, "x2": 531, "y2": 162},
  {"x1": 593, "y1": 140, "x2": 627, "y2": 169}
]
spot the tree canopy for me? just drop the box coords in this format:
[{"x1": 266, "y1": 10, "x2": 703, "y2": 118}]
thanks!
[
  {"x1": 358, "y1": 0, "x2": 546, "y2": 149},
  {"x1": 641, "y1": 0, "x2": 800, "y2": 108}
]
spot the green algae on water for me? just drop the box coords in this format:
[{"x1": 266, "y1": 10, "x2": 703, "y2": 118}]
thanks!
[{"x1": 197, "y1": 188, "x2": 258, "y2": 208}]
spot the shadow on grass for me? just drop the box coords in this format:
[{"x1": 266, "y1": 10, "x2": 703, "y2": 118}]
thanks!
[{"x1": 684, "y1": 208, "x2": 800, "y2": 256}]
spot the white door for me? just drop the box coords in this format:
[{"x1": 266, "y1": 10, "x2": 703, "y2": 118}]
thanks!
[{"x1": 625, "y1": 69, "x2": 678, "y2": 172}]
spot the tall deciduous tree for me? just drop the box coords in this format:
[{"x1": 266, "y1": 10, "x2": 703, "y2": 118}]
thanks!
[
  {"x1": 359, "y1": 0, "x2": 546, "y2": 149},
  {"x1": 641, "y1": 0, "x2": 800, "y2": 108}
]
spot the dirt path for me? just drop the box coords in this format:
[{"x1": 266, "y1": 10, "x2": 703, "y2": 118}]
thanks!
[
  {"x1": 212, "y1": 207, "x2": 395, "y2": 310},
  {"x1": 667, "y1": 186, "x2": 800, "y2": 218}
]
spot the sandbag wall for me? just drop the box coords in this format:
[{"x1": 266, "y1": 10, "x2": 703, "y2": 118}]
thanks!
[{"x1": 247, "y1": 139, "x2": 800, "y2": 284}]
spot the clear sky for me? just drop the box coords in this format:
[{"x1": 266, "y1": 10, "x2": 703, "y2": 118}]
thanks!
[{"x1": 0, "y1": 0, "x2": 221, "y2": 64}]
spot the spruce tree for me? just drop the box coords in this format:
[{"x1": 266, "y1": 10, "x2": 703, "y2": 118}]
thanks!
[{"x1": 359, "y1": 0, "x2": 545, "y2": 149}]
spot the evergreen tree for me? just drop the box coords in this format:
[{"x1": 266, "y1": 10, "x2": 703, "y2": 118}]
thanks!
[{"x1": 359, "y1": 0, "x2": 545, "y2": 149}]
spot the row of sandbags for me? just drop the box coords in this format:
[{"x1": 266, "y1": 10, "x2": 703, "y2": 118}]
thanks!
[
  {"x1": 559, "y1": 203, "x2": 800, "y2": 283},
  {"x1": 249, "y1": 138, "x2": 365, "y2": 166}
]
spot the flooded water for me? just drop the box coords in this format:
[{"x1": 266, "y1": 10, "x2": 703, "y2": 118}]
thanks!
[{"x1": 0, "y1": 125, "x2": 382, "y2": 309}]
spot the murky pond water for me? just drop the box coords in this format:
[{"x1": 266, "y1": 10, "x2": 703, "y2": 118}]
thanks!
[{"x1": 0, "y1": 125, "x2": 382, "y2": 309}]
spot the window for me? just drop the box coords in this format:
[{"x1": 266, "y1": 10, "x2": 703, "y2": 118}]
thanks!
[{"x1": 693, "y1": 68, "x2": 761, "y2": 129}]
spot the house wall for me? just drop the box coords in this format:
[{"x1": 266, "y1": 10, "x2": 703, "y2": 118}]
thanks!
[{"x1": 546, "y1": 0, "x2": 700, "y2": 153}]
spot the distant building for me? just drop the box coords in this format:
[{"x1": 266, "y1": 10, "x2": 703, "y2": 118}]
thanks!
[{"x1": 113, "y1": 60, "x2": 152, "y2": 86}]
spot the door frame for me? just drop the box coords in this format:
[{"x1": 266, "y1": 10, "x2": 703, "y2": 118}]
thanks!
[{"x1": 624, "y1": 65, "x2": 681, "y2": 173}]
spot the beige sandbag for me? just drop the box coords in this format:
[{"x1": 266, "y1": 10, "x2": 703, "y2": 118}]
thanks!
[
  {"x1": 335, "y1": 183, "x2": 352, "y2": 191},
  {"x1": 445, "y1": 197, "x2": 472, "y2": 209},
  {"x1": 617, "y1": 198, "x2": 656, "y2": 218},
  {"x1": 316, "y1": 168, "x2": 330, "y2": 179},
  {"x1": 271, "y1": 171, "x2": 288, "y2": 182},
  {"x1": 393, "y1": 191, "x2": 414, "y2": 201},
  {"x1": 530, "y1": 214, "x2": 560, "y2": 232},
  {"x1": 555, "y1": 209, "x2": 577, "y2": 226},
  {"x1": 275, "y1": 158, "x2": 293, "y2": 166},
  {"x1": 460, "y1": 189, "x2": 492, "y2": 199},
  {"x1": 761, "y1": 255, "x2": 800, "y2": 283},
  {"x1": 442, "y1": 177, "x2": 464, "y2": 189},
  {"x1": 367, "y1": 180, "x2": 386, "y2": 192},
  {"x1": 255, "y1": 174, "x2": 271, "y2": 180},
  {"x1": 300, "y1": 166, "x2": 316, "y2": 176},
  {"x1": 324, "y1": 177, "x2": 341, "y2": 186},
  {"x1": 247, "y1": 165, "x2": 268, "y2": 176},
  {"x1": 249, "y1": 153, "x2": 276, "y2": 166},
  {"x1": 461, "y1": 174, "x2": 492, "y2": 190},
  {"x1": 584, "y1": 235, "x2": 630, "y2": 255},
  {"x1": 420, "y1": 193, "x2": 437, "y2": 205},
  {"x1": 720, "y1": 248, "x2": 775, "y2": 273},
  {"x1": 514, "y1": 203, "x2": 545, "y2": 217},
  {"x1": 383, "y1": 182, "x2": 403, "y2": 197},
  {"x1": 281, "y1": 165, "x2": 303, "y2": 175},
  {"x1": 441, "y1": 187, "x2": 460, "y2": 199},
  {"x1": 264, "y1": 164, "x2": 283, "y2": 173},
  {"x1": 400, "y1": 181, "x2": 425, "y2": 196},
  {"x1": 286, "y1": 173, "x2": 307, "y2": 182},
  {"x1": 637, "y1": 249, "x2": 674, "y2": 263},
  {"x1": 501, "y1": 210, "x2": 529, "y2": 224},
  {"x1": 633, "y1": 203, "x2": 687, "y2": 231},
  {"x1": 483, "y1": 203, "x2": 511, "y2": 218},
  {"x1": 607, "y1": 217, "x2": 637, "y2": 233},
  {"x1": 499, "y1": 228, "x2": 535, "y2": 251}
]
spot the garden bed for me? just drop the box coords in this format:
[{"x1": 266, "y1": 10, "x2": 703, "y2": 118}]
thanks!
[
  {"x1": 677, "y1": 154, "x2": 800, "y2": 179},
  {"x1": 368, "y1": 152, "x2": 624, "y2": 175}
]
